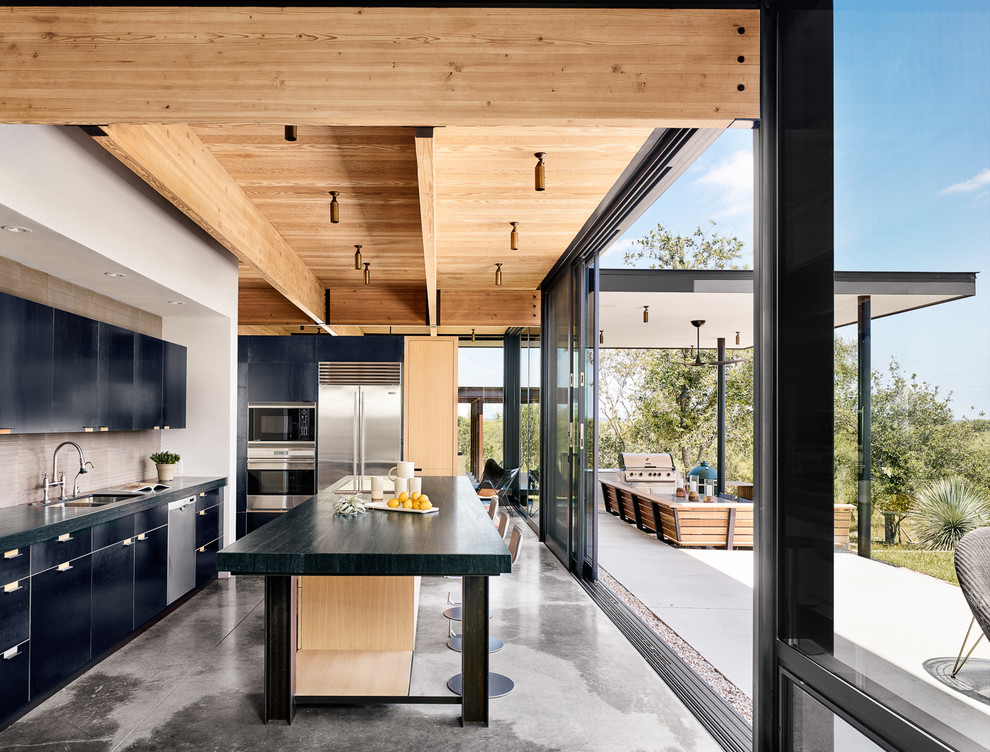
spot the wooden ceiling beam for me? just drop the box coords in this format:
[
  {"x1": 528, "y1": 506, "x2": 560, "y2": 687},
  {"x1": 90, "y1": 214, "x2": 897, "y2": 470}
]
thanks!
[
  {"x1": 439, "y1": 290, "x2": 540, "y2": 327},
  {"x1": 0, "y1": 7, "x2": 759, "y2": 126},
  {"x1": 414, "y1": 128, "x2": 438, "y2": 328},
  {"x1": 94, "y1": 124, "x2": 326, "y2": 324},
  {"x1": 327, "y1": 287, "x2": 427, "y2": 326}
]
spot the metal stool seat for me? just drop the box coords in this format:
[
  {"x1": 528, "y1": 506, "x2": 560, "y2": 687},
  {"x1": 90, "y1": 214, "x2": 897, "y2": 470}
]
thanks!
[{"x1": 447, "y1": 525, "x2": 523, "y2": 698}]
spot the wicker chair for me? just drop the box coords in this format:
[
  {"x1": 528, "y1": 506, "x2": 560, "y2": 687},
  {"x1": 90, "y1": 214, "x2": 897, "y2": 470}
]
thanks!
[{"x1": 951, "y1": 526, "x2": 990, "y2": 676}]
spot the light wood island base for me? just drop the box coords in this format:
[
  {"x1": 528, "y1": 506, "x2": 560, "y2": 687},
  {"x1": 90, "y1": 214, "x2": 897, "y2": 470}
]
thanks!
[{"x1": 296, "y1": 649, "x2": 414, "y2": 697}]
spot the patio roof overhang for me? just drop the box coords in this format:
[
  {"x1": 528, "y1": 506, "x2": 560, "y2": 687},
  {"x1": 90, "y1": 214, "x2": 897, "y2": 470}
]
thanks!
[{"x1": 598, "y1": 269, "x2": 977, "y2": 350}]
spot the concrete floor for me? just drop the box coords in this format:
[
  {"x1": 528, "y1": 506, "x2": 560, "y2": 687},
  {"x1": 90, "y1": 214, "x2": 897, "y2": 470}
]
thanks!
[
  {"x1": 597, "y1": 509, "x2": 990, "y2": 749},
  {"x1": 0, "y1": 520, "x2": 722, "y2": 752}
]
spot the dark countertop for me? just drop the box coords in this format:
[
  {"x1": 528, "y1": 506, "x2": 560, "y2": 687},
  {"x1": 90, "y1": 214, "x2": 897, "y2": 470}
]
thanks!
[
  {"x1": 0, "y1": 476, "x2": 227, "y2": 550},
  {"x1": 218, "y1": 475, "x2": 510, "y2": 577}
]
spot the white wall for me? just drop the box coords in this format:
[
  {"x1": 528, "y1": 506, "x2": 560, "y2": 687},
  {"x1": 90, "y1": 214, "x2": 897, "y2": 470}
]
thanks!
[
  {"x1": 164, "y1": 316, "x2": 238, "y2": 546},
  {"x1": 0, "y1": 125, "x2": 239, "y2": 541}
]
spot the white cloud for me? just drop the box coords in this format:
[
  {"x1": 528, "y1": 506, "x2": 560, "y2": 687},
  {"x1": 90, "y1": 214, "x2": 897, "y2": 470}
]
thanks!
[
  {"x1": 599, "y1": 237, "x2": 640, "y2": 267},
  {"x1": 940, "y1": 168, "x2": 990, "y2": 195},
  {"x1": 692, "y1": 149, "x2": 754, "y2": 219}
]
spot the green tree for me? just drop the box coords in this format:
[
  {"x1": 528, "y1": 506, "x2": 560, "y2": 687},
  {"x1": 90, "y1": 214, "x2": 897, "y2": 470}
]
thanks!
[{"x1": 623, "y1": 220, "x2": 749, "y2": 270}]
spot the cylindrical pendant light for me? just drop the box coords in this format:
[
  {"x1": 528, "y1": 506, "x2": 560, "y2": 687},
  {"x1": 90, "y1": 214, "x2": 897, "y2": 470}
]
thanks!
[
  {"x1": 471, "y1": 328, "x2": 476, "y2": 342},
  {"x1": 353, "y1": 244, "x2": 363, "y2": 270},
  {"x1": 735, "y1": 331, "x2": 741, "y2": 346},
  {"x1": 599, "y1": 330, "x2": 604, "y2": 345},
  {"x1": 285, "y1": 126, "x2": 298, "y2": 142},
  {"x1": 363, "y1": 262, "x2": 371, "y2": 285},
  {"x1": 534, "y1": 152, "x2": 546, "y2": 191},
  {"x1": 329, "y1": 191, "x2": 340, "y2": 224},
  {"x1": 495, "y1": 263, "x2": 503, "y2": 286},
  {"x1": 509, "y1": 222, "x2": 519, "y2": 251},
  {"x1": 643, "y1": 305, "x2": 649, "y2": 323}
]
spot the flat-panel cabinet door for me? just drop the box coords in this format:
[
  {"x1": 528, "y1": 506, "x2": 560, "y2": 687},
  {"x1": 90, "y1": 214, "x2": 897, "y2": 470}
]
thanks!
[
  {"x1": 0, "y1": 637, "x2": 29, "y2": 725},
  {"x1": 134, "y1": 334, "x2": 163, "y2": 429},
  {"x1": 98, "y1": 323, "x2": 135, "y2": 431},
  {"x1": 52, "y1": 309, "x2": 100, "y2": 432},
  {"x1": 162, "y1": 341, "x2": 187, "y2": 430},
  {"x1": 30, "y1": 555, "x2": 93, "y2": 699},
  {"x1": 91, "y1": 541, "x2": 135, "y2": 657},
  {"x1": 133, "y1": 526, "x2": 168, "y2": 629},
  {"x1": 247, "y1": 361, "x2": 318, "y2": 403},
  {"x1": 0, "y1": 292, "x2": 54, "y2": 434}
]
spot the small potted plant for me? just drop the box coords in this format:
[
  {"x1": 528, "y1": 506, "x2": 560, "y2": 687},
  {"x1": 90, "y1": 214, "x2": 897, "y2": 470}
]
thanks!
[{"x1": 150, "y1": 451, "x2": 181, "y2": 482}]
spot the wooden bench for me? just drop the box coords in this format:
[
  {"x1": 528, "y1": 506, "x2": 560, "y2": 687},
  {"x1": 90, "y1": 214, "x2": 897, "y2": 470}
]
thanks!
[{"x1": 600, "y1": 479, "x2": 754, "y2": 550}]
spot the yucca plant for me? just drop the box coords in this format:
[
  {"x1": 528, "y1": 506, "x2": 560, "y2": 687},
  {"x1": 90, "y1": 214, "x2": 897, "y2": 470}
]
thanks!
[{"x1": 910, "y1": 477, "x2": 990, "y2": 551}]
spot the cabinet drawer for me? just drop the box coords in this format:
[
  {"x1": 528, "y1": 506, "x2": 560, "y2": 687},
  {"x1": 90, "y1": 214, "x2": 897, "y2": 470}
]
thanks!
[
  {"x1": 195, "y1": 488, "x2": 221, "y2": 512},
  {"x1": 92, "y1": 514, "x2": 135, "y2": 549},
  {"x1": 0, "y1": 548, "x2": 30, "y2": 584},
  {"x1": 0, "y1": 639, "x2": 29, "y2": 725},
  {"x1": 134, "y1": 503, "x2": 168, "y2": 534},
  {"x1": 195, "y1": 505, "x2": 220, "y2": 549},
  {"x1": 0, "y1": 578, "x2": 29, "y2": 650},
  {"x1": 195, "y1": 538, "x2": 220, "y2": 588},
  {"x1": 31, "y1": 529, "x2": 92, "y2": 574}
]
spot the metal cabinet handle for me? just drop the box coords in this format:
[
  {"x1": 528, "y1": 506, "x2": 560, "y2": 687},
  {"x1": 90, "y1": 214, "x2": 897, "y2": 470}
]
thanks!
[
  {"x1": 3, "y1": 581, "x2": 22, "y2": 593},
  {"x1": 122, "y1": 538, "x2": 134, "y2": 547},
  {"x1": 3, "y1": 549, "x2": 21, "y2": 560},
  {"x1": 56, "y1": 562, "x2": 73, "y2": 572},
  {"x1": 3, "y1": 646, "x2": 21, "y2": 660},
  {"x1": 0, "y1": 428, "x2": 13, "y2": 435},
  {"x1": 57, "y1": 533, "x2": 73, "y2": 543},
  {"x1": 100, "y1": 426, "x2": 108, "y2": 432},
  {"x1": 137, "y1": 533, "x2": 147, "y2": 541}
]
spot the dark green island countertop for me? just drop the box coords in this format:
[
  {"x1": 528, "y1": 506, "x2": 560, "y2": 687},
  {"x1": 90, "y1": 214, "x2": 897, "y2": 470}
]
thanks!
[
  {"x1": 218, "y1": 475, "x2": 511, "y2": 577},
  {"x1": 0, "y1": 476, "x2": 227, "y2": 550}
]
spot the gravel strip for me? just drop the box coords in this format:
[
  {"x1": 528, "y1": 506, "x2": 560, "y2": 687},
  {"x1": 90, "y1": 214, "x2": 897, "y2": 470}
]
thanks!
[{"x1": 599, "y1": 567, "x2": 754, "y2": 723}]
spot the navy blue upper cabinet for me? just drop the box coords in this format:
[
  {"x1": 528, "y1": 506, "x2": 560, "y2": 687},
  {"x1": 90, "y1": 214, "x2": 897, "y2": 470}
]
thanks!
[
  {"x1": 317, "y1": 335, "x2": 403, "y2": 363},
  {"x1": 247, "y1": 361, "x2": 318, "y2": 403},
  {"x1": 98, "y1": 323, "x2": 135, "y2": 431},
  {"x1": 162, "y1": 341, "x2": 187, "y2": 430},
  {"x1": 134, "y1": 334, "x2": 164, "y2": 429},
  {"x1": 52, "y1": 310, "x2": 99, "y2": 432},
  {"x1": 0, "y1": 292, "x2": 54, "y2": 434}
]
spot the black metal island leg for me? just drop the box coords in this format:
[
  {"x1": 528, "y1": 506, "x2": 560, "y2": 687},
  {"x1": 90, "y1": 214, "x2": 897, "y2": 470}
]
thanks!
[
  {"x1": 264, "y1": 575, "x2": 297, "y2": 724},
  {"x1": 460, "y1": 575, "x2": 490, "y2": 726}
]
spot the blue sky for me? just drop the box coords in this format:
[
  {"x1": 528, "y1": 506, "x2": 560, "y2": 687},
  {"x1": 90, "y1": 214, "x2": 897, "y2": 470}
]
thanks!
[{"x1": 603, "y1": 0, "x2": 990, "y2": 417}]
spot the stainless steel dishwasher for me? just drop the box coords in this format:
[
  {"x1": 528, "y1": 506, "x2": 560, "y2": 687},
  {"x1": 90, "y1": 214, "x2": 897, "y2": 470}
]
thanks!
[{"x1": 167, "y1": 496, "x2": 197, "y2": 604}]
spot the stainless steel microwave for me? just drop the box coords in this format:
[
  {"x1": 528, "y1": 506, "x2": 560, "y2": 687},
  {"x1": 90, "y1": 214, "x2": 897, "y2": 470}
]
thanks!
[{"x1": 247, "y1": 403, "x2": 316, "y2": 444}]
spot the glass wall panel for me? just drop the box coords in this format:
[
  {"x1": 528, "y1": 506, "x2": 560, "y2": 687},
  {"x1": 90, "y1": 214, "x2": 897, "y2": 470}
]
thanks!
[
  {"x1": 543, "y1": 272, "x2": 572, "y2": 558},
  {"x1": 456, "y1": 345, "x2": 504, "y2": 477},
  {"x1": 520, "y1": 327, "x2": 541, "y2": 522},
  {"x1": 780, "y1": 2, "x2": 990, "y2": 749}
]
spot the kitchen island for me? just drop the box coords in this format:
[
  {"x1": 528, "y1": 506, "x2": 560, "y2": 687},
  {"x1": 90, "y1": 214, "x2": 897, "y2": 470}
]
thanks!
[{"x1": 216, "y1": 475, "x2": 511, "y2": 726}]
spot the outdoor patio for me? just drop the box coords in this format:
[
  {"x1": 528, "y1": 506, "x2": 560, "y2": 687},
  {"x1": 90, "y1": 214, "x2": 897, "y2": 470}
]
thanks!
[{"x1": 597, "y1": 508, "x2": 990, "y2": 746}]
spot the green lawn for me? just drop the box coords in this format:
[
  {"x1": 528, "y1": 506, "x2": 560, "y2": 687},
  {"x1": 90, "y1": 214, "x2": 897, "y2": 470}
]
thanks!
[
  {"x1": 847, "y1": 510, "x2": 960, "y2": 585},
  {"x1": 870, "y1": 544, "x2": 959, "y2": 586}
]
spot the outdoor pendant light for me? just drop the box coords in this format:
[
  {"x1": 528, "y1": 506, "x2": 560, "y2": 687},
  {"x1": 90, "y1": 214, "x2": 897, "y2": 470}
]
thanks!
[
  {"x1": 363, "y1": 262, "x2": 371, "y2": 285},
  {"x1": 643, "y1": 305, "x2": 649, "y2": 323},
  {"x1": 599, "y1": 330, "x2": 604, "y2": 345},
  {"x1": 285, "y1": 126, "x2": 298, "y2": 142},
  {"x1": 471, "y1": 328, "x2": 476, "y2": 342},
  {"x1": 495, "y1": 263, "x2": 503, "y2": 286},
  {"x1": 736, "y1": 331, "x2": 741, "y2": 345},
  {"x1": 353, "y1": 244, "x2": 363, "y2": 270},
  {"x1": 534, "y1": 152, "x2": 546, "y2": 191},
  {"x1": 510, "y1": 222, "x2": 519, "y2": 251},
  {"x1": 329, "y1": 191, "x2": 340, "y2": 224}
]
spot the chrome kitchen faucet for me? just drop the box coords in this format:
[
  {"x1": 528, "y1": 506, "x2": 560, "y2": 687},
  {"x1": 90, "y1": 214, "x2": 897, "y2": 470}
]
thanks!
[{"x1": 43, "y1": 440, "x2": 94, "y2": 502}]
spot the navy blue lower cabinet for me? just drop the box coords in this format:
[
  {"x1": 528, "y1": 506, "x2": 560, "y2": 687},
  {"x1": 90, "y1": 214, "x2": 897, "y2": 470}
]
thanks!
[
  {"x1": 91, "y1": 540, "x2": 135, "y2": 657},
  {"x1": 30, "y1": 554, "x2": 93, "y2": 699},
  {"x1": 195, "y1": 539, "x2": 220, "y2": 587},
  {"x1": 133, "y1": 526, "x2": 168, "y2": 629},
  {"x1": 0, "y1": 637, "x2": 29, "y2": 726},
  {"x1": 246, "y1": 512, "x2": 284, "y2": 534}
]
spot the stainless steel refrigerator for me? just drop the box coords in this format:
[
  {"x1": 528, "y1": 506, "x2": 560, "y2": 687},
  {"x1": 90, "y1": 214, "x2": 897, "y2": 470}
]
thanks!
[{"x1": 317, "y1": 362, "x2": 402, "y2": 492}]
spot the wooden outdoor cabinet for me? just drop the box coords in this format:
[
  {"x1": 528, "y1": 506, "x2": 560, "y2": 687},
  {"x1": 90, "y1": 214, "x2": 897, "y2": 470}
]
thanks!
[{"x1": 403, "y1": 337, "x2": 458, "y2": 476}]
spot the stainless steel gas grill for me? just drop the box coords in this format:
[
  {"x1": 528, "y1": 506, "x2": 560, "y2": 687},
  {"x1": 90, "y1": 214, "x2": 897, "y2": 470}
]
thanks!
[{"x1": 618, "y1": 452, "x2": 678, "y2": 494}]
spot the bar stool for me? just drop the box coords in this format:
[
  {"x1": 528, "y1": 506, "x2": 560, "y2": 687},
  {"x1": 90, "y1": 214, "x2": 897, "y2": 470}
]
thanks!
[
  {"x1": 496, "y1": 511, "x2": 509, "y2": 537},
  {"x1": 447, "y1": 525, "x2": 523, "y2": 698}
]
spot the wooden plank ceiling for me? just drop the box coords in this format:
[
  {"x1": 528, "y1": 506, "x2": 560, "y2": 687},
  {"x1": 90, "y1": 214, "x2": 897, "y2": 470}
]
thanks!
[{"x1": 0, "y1": 6, "x2": 760, "y2": 336}]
